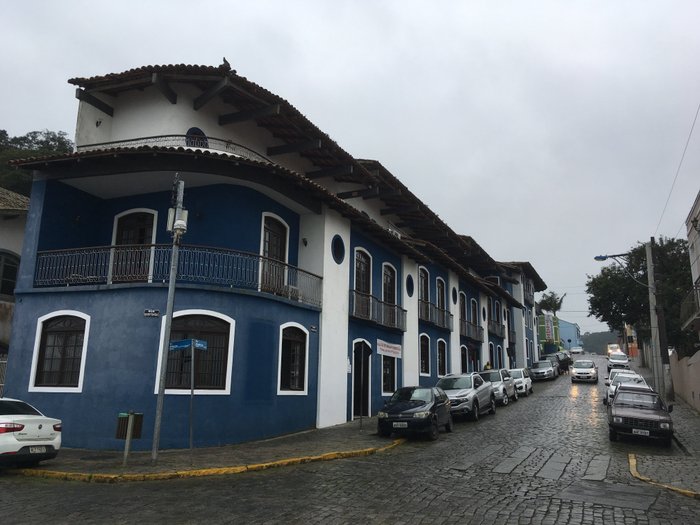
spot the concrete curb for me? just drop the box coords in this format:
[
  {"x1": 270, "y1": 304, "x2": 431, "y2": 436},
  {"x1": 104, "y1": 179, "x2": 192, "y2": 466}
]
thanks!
[
  {"x1": 13, "y1": 438, "x2": 406, "y2": 483},
  {"x1": 628, "y1": 453, "x2": 700, "y2": 500}
]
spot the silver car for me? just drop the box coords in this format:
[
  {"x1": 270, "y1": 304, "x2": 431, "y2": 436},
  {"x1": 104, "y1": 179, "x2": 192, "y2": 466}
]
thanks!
[
  {"x1": 530, "y1": 360, "x2": 557, "y2": 381},
  {"x1": 478, "y1": 369, "x2": 518, "y2": 406},
  {"x1": 570, "y1": 359, "x2": 598, "y2": 383},
  {"x1": 436, "y1": 373, "x2": 496, "y2": 421}
]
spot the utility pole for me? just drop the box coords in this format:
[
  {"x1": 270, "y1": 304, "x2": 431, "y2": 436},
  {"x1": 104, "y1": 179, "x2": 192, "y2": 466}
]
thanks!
[
  {"x1": 151, "y1": 175, "x2": 187, "y2": 464},
  {"x1": 645, "y1": 237, "x2": 674, "y2": 401}
]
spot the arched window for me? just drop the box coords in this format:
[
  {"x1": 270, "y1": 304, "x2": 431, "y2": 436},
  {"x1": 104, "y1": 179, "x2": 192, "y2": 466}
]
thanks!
[
  {"x1": 418, "y1": 267, "x2": 430, "y2": 320},
  {"x1": 460, "y1": 345, "x2": 468, "y2": 373},
  {"x1": 354, "y1": 249, "x2": 371, "y2": 318},
  {"x1": 437, "y1": 339, "x2": 447, "y2": 376},
  {"x1": 279, "y1": 324, "x2": 308, "y2": 393},
  {"x1": 436, "y1": 278, "x2": 446, "y2": 310},
  {"x1": 495, "y1": 301, "x2": 501, "y2": 323},
  {"x1": 33, "y1": 313, "x2": 88, "y2": 388},
  {"x1": 185, "y1": 127, "x2": 208, "y2": 148},
  {"x1": 419, "y1": 334, "x2": 430, "y2": 375},
  {"x1": 0, "y1": 251, "x2": 19, "y2": 296},
  {"x1": 167, "y1": 315, "x2": 230, "y2": 390},
  {"x1": 382, "y1": 263, "x2": 397, "y2": 327},
  {"x1": 112, "y1": 210, "x2": 156, "y2": 283},
  {"x1": 470, "y1": 299, "x2": 479, "y2": 325},
  {"x1": 261, "y1": 214, "x2": 289, "y2": 293}
]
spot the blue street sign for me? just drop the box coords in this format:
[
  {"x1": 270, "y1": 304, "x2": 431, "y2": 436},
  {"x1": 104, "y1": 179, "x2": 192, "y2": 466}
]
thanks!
[{"x1": 169, "y1": 339, "x2": 208, "y2": 351}]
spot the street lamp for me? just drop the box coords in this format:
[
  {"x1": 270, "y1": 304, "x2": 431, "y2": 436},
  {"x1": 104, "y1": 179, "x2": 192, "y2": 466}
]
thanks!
[{"x1": 593, "y1": 238, "x2": 673, "y2": 401}]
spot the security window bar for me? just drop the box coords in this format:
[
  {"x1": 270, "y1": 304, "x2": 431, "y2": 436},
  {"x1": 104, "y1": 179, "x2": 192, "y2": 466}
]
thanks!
[{"x1": 35, "y1": 316, "x2": 85, "y2": 387}]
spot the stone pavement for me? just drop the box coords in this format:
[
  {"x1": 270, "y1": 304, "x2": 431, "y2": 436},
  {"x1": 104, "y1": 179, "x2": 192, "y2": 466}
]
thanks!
[
  {"x1": 627, "y1": 357, "x2": 700, "y2": 497},
  {"x1": 11, "y1": 416, "x2": 402, "y2": 482}
]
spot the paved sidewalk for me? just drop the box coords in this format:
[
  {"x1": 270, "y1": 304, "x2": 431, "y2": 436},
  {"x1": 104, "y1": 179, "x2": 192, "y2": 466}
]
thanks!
[
  {"x1": 628, "y1": 358, "x2": 700, "y2": 496},
  {"x1": 10, "y1": 417, "x2": 402, "y2": 482}
]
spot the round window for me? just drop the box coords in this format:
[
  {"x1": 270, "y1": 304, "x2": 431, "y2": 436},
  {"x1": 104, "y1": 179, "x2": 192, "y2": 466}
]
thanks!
[
  {"x1": 452, "y1": 287, "x2": 458, "y2": 305},
  {"x1": 406, "y1": 275, "x2": 414, "y2": 297},
  {"x1": 331, "y1": 235, "x2": 345, "y2": 264}
]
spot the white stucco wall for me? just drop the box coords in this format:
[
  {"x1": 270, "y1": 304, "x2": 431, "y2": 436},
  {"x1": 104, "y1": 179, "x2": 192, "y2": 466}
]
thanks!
[
  {"x1": 448, "y1": 270, "x2": 461, "y2": 373},
  {"x1": 402, "y1": 257, "x2": 419, "y2": 385}
]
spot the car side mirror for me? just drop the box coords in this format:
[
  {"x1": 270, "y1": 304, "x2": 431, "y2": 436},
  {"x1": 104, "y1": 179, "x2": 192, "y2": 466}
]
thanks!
[
  {"x1": 668, "y1": 405, "x2": 673, "y2": 413},
  {"x1": 604, "y1": 381, "x2": 610, "y2": 386}
]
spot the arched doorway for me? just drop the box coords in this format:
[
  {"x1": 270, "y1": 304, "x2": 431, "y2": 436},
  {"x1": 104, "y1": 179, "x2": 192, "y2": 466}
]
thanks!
[{"x1": 352, "y1": 341, "x2": 372, "y2": 418}]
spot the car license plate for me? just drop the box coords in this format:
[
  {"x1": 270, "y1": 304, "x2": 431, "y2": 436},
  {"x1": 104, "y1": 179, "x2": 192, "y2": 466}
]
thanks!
[
  {"x1": 29, "y1": 446, "x2": 47, "y2": 454},
  {"x1": 632, "y1": 429, "x2": 649, "y2": 436},
  {"x1": 392, "y1": 422, "x2": 408, "y2": 428}
]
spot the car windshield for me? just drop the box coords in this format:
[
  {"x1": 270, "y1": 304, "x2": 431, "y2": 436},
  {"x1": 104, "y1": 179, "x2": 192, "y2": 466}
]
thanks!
[
  {"x1": 613, "y1": 375, "x2": 642, "y2": 386},
  {"x1": 610, "y1": 354, "x2": 627, "y2": 361},
  {"x1": 510, "y1": 370, "x2": 523, "y2": 378},
  {"x1": 390, "y1": 388, "x2": 432, "y2": 403},
  {"x1": 614, "y1": 392, "x2": 662, "y2": 409},
  {"x1": 532, "y1": 361, "x2": 551, "y2": 369},
  {"x1": 0, "y1": 400, "x2": 43, "y2": 416},
  {"x1": 436, "y1": 376, "x2": 472, "y2": 390},
  {"x1": 573, "y1": 361, "x2": 594, "y2": 368},
  {"x1": 479, "y1": 371, "x2": 501, "y2": 382}
]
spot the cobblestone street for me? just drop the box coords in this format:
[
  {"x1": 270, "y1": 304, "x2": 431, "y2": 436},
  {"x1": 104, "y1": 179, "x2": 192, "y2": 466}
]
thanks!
[{"x1": 1, "y1": 354, "x2": 698, "y2": 524}]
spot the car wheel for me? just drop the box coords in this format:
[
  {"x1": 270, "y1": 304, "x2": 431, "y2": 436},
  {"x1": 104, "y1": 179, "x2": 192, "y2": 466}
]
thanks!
[
  {"x1": 471, "y1": 401, "x2": 480, "y2": 421},
  {"x1": 501, "y1": 390, "x2": 509, "y2": 406},
  {"x1": 489, "y1": 396, "x2": 496, "y2": 415},
  {"x1": 524, "y1": 386, "x2": 529, "y2": 397},
  {"x1": 513, "y1": 388, "x2": 518, "y2": 402},
  {"x1": 609, "y1": 429, "x2": 617, "y2": 441},
  {"x1": 445, "y1": 414, "x2": 454, "y2": 433},
  {"x1": 428, "y1": 417, "x2": 440, "y2": 441},
  {"x1": 530, "y1": 385, "x2": 534, "y2": 394}
]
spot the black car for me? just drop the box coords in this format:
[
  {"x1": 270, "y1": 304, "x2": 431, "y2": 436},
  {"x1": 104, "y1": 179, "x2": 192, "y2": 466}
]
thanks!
[
  {"x1": 607, "y1": 385, "x2": 673, "y2": 446},
  {"x1": 377, "y1": 386, "x2": 453, "y2": 440}
]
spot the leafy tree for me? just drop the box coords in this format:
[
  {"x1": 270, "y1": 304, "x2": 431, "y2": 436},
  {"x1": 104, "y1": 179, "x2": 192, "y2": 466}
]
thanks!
[
  {"x1": 586, "y1": 237, "x2": 695, "y2": 358},
  {"x1": 536, "y1": 291, "x2": 566, "y2": 317},
  {"x1": 0, "y1": 129, "x2": 73, "y2": 195}
]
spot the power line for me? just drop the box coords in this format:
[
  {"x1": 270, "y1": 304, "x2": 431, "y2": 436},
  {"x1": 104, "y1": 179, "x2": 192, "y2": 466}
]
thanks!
[{"x1": 654, "y1": 99, "x2": 700, "y2": 236}]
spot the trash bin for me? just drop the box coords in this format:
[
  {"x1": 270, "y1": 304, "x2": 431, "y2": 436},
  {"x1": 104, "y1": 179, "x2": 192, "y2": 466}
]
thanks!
[{"x1": 116, "y1": 412, "x2": 143, "y2": 439}]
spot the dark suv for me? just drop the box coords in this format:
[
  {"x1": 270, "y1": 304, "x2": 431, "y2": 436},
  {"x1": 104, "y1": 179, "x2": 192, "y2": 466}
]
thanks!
[{"x1": 607, "y1": 385, "x2": 673, "y2": 446}]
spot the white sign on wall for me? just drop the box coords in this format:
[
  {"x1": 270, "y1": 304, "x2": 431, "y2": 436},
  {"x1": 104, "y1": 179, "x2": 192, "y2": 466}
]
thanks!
[{"x1": 377, "y1": 339, "x2": 402, "y2": 358}]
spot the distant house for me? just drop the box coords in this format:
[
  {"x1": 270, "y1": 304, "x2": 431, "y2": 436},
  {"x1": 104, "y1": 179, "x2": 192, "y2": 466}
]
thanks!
[
  {"x1": 0, "y1": 187, "x2": 29, "y2": 393},
  {"x1": 5, "y1": 62, "x2": 547, "y2": 449}
]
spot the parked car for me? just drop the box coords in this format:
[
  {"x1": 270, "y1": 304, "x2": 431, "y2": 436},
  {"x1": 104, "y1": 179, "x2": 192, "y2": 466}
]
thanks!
[
  {"x1": 0, "y1": 397, "x2": 62, "y2": 467},
  {"x1": 570, "y1": 346, "x2": 584, "y2": 355},
  {"x1": 377, "y1": 386, "x2": 453, "y2": 440},
  {"x1": 436, "y1": 373, "x2": 496, "y2": 421},
  {"x1": 607, "y1": 352, "x2": 630, "y2": 372},
  {"x1": 478, "y1": 369, "x2": 518, "y2": 406},
  {"x1": 530, "y1": 360, "x2": 557, "y2": 381},
  {"x1": 542, "y1": 355, "x2": 561, "y2": 376},
  {"x1": 570, "y1": 359, "x2": 598, "y2": 383},
  {"x1": 603, "y1": 372, "x2": 648, "y2": 405},
  {"x1": 508, "y1": 368, "x2": 533, "y2": 396},
  {"x1": 608, "y1": 385, "x2": 673, "y2": 446}
]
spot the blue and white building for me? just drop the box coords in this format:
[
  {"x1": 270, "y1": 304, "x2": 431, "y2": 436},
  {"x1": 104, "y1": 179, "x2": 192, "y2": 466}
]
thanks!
[{"x1": 5, "y1": 62, "x2": 547, "y2": 449}]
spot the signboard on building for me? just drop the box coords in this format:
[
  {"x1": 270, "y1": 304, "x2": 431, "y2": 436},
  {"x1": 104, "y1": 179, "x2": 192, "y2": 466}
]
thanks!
[
  {"x1": 377, "y1": 339, "x2": 402, "y2": 358},
  {"x1": 544, "y1": 313, "x2": 554, "y2": 342}
]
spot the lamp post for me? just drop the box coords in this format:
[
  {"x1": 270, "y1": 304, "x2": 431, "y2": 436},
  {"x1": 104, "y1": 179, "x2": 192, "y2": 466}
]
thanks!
[{"x1": 594, "y1": 239, "x2": 674, "y2": 401}]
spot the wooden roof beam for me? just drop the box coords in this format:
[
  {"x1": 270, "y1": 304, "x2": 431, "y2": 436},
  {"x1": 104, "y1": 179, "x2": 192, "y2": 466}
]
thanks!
[
  {"x1": 75, "y1": 89, "x2": 114, "y2": 117},
  {"x1": 193, "y1": 77, "x2": 230, "y2": 110},
  {"x1": 380, "y1": 206, "x2": 422, "y2": 216},
  {"x1": 305, "y1": 164, "x2": 354, "y2": 180},
  {"x1": 219, "y1": 104, "x2": 281, "y2": 126},
  {"x1": 268, "y1": 139, "x2": 322, "y2": 156},
  {"x1": 336, "y1": 186, "x2": 380, "y2": 200},
  {"x1": 152, "y1": 73, "x2": 177, "y2": 104}
]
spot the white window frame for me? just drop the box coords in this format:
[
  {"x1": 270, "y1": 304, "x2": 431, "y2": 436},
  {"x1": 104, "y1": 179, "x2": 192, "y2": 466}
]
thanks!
[
  {"x1": 381, "y1": 262, "x2": 398, "y2": 304},
  {"x1": 437, "y1": 338, "x2": 448, "y2": 377},
  {"x1": 436, "y1": 277, "x2": 446, "y2": 310},
  {"x1": 154, "y1": 309, "x2": 236, "y2": 396},
  {"x1": 353, "y1": 247, "x2": 373, "y2": 294},
  {"x1": 419, "y1": 333, "x2": 431, "y2": 377},
  {"x1": 110, "y1": 208, "x2": 158, "y2": 283},
  {"x1": 381, "y1": 355, "x2": 396, "y2": 395},
  {"x1": 277, "y1": 322, "x2": 309, "y2": 396},
  {"x1": 29, "y1": 310, "x2": 91, "y2": 393}
]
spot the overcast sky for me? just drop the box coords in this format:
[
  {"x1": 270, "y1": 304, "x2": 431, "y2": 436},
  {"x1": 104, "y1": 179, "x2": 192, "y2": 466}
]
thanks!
[{"x1": 3, "y1": 1, "x2": 700, "y2": 335}]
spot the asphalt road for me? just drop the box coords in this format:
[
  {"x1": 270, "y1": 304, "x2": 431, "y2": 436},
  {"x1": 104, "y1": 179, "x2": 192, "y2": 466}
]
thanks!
[{"x1": 2, "y1": 354, "x2": 698, "y2": 524}]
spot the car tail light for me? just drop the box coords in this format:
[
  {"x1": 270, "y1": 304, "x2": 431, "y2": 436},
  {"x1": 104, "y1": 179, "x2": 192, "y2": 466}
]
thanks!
[
  {"x1": 53, "y1": 423, "x2": 62, "y2": 432},
  {"x1": 0, "y1": 422, "x2": 25, "y2": 434}
]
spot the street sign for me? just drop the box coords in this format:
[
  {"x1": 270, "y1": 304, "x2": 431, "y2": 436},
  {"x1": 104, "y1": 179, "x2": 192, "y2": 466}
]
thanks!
[{"x1": 169, "y1": 339, "x2": 208, "y2": 351}]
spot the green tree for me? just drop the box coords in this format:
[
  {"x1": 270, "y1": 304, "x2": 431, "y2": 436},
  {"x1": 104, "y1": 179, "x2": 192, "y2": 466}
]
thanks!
[
  {"x1": 586, "y1": 237, "x2": 695, "y2": 358},
  {"x1": 537, "y1": 291, "x2": 566, "y2": 317},
  {"x1": 0, "y1": 129, "x2": 73, "y2": 195}
]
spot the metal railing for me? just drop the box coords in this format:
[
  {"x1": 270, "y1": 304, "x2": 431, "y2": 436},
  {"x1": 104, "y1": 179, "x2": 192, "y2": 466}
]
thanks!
[
  {"x1": 459, "y1": 319, "x2": 484, "y2": 342},
  {"x1": 76, "y1": 134, "x2": 271, "y2": 164},
  {"x1": 418, "y1": 300, "x2": 454, "y2": 330},
  {"x1": 488, "y1": 320, "x2": 506, "y2": 339},
  {"x1": 350, "y1": 291, "x2": 407, "y2": 331},
  {"x1": 34, "y1": 244, "x2": 322, "y2": 308},
  {"x1": 680, "y1": 284, "x2": 700, "y2": 330},
  {"x1": 524, "y1": 289, "x2": 535, "y2": 305},
  {"x1": 0, "y1": 358, "x2": 6, "y2": 396}
]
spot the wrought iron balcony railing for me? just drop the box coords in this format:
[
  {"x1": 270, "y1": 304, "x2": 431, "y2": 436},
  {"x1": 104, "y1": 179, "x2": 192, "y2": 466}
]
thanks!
[
  {"x1": 488, "y1": 320, "x2": 506, "y2": 339},
  {"x1": 34, "y1": 244, "x2": 322, "y2": 308},
  {"x1": 418, "y1": 300, "x2": 454, "y2": 330},
  {"x1": 680, "y1": 284, "x2": 700, "y2": 331},
  {"x1": 350, "y1": 291, "x2": 407, "y2": 331},
  {"x1": 76, "y1": 134, "x2": 271, "y2": 164},
  {"x1": 459, "y1": 319, "x2": 484, "y2": 342}
]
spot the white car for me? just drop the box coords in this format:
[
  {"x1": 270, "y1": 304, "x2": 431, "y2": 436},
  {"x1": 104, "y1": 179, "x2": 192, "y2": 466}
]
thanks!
[
  {"x1": 508, "y1": 368, "x2": 533, "y2": 396},
  {"x1": 603, "y1": 373, "x2": 647, "y2": 405},
  {"x1": 570, "y1": 359, "x2": 598, "y2": 383},
  {"x1": 0, "y1": 397, "x2": 62, "y2": 467},
  {"x1": 607, "y1": 352, "x2": 630, "y2": 372},
  {"x1": 570, "y1": 346, "x2": 584, "y2": 355}
]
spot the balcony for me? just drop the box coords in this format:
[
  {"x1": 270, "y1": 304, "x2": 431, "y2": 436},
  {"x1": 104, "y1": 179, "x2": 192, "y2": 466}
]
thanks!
[
  {"x1": 418, "y1": 300, "x2": 454, "y2": 330},
  {"x1": 33, "y1": 244, "x2": 323, "y2": 308},
  {"x1": 459, "y1": 319, "x2": 484, "y2": 343},
  {"x1": 680, "y1": 284, "x2": 700, "y2": 331},
  {"x1": 350, "y1": 291, "x2": 407, "y2": 331},
  {"x1": 76, "y1": 134, "x2": 270, "y2": 164},
  {"x1": 524, "y1": 289, "x2": 535, "y2": 306},
  {"x1": 488, "y1": 320, "x2": 506, "y2": 339}
]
